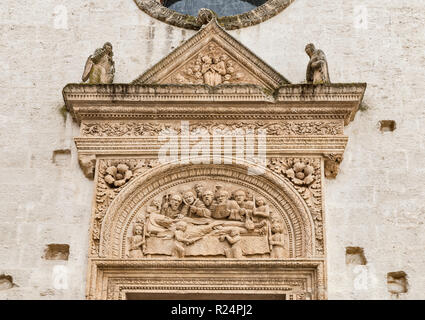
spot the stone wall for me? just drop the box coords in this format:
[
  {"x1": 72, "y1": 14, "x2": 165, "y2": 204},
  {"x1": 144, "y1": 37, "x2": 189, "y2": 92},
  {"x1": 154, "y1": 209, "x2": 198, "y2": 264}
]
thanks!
[{"x1": 0, "y1": 0, "x2": 424, "y2": 299}]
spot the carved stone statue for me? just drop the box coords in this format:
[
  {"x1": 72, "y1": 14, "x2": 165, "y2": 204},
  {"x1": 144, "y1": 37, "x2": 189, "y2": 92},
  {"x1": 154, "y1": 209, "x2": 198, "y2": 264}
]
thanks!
[
  {"x1": 305, "y1": 43, "x2": 330, "y2": 84},
  {"x1": 82, "y1": 42, "x2": 115, "y2": 84}
]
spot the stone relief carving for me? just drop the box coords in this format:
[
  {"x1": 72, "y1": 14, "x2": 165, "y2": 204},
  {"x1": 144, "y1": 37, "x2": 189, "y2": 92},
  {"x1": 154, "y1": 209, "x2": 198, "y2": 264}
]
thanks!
[
  {"x1": 305, "y1": 43, "x2": 330, "y2": 85},
  {"x1": 127, "y1": 182, "x2": 289, "y2": 259},
  {"x1": 81, "y1": 121, "x2": 343, "y2": 137},
  {"x1": 323, "y1": 153, "x2": 343, "y2": 179},
  {"x1": 91, "y1": 159, "x2": 160, "y2": 256},
  {"x1": 132, "y1": 18, "x2": 290, "y2": 87},
  {"x1": 267, "y1": 158, "x2": 324, "y2": 255},
  {"x1": 82, "y1": 42, "x2": 115, "y2": 84},
  {"x1": 78, "y1": 154, "x2": 96, "y2": 179},
  {"x1": 168, "y1": 42, "x2": 256, "y2": 86},
  {"x1": 197, "y1": 8, "x2": 217, "y2": 25},
  {"x1": 104, "y1": 163, "x2": 133, "y2": 188}
]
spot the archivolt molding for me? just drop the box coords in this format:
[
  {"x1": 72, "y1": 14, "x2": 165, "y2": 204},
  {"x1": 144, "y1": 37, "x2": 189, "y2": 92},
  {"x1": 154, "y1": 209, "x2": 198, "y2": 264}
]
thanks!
[{"x1": 97, "y1": 160, "x2": 319, "y2": 259}]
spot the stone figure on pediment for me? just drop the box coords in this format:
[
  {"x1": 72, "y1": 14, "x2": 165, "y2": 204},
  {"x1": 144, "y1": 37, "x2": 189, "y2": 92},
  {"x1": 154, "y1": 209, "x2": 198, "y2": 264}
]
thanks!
[
  {"x1": 305, "y1": 43, "x2": 330, "y2": 84},
  {"x1": 82, "y1": 42, "x2": 115, "y2": 84}
]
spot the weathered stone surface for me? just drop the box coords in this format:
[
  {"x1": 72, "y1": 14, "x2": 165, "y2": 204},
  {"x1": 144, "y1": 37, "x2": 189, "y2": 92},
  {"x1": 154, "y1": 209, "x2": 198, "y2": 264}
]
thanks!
[{"x1": 0, "y1": 0, "x2": 424, "y2": 300}]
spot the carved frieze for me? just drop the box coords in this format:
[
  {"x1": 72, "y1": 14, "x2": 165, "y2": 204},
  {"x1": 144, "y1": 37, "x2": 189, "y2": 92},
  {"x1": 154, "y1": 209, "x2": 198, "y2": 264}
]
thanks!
[{"x1": 81, "y1": 121, "x2": 343, "y2": 137}]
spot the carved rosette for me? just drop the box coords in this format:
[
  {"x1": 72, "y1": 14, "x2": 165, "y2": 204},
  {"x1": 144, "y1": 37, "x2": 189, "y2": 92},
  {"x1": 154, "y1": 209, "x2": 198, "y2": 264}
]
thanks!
[
  {"x1": 267, "y1": 157, "x2": 324, "y2": 255},
  {"x1": 90, "y1": 159, "x2": 159, "y2": 256}
]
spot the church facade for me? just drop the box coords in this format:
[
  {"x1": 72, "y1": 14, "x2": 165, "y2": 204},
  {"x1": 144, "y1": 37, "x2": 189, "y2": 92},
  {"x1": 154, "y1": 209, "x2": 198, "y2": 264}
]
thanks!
[{"x1": 0, "y1": 0, "x2": 424, "y2": 300}]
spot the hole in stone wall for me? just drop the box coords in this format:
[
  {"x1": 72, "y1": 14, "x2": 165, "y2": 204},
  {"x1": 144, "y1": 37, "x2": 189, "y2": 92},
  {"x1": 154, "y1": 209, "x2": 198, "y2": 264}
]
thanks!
[
  {"x1": 0, "y1": 274, "x2": 15, "y2": 291},
  {"x1": 52, "y1": 149, "x2": 71, "y2": 166},
  {"x1": 43, "y1": 244, "x2": 70, "y2": 260},
  {"x1": 345, "y1": 247, "x2": 367, "y2": 265},
  {"x1": 379, "y1": 120, "x2": 396, "y2": 132},
  {"x1": 387, "y1": 271, "x2": 408, "y2": 295}
]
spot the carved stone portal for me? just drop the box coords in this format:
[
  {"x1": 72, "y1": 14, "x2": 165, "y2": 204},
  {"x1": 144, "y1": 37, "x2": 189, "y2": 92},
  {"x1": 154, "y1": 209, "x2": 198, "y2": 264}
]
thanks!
[{"x1": 64, "y1": 19, "x2": 366, "y2": 300}]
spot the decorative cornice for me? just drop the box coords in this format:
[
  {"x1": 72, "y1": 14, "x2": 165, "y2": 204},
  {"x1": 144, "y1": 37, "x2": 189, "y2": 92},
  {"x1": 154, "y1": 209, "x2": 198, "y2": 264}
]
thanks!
[
  {"x1": 74, "y1": 136, "x2": 348, "y2": 157},
  {"x1": 63, "y1": 83, "x2": 366, "y2": 125}
]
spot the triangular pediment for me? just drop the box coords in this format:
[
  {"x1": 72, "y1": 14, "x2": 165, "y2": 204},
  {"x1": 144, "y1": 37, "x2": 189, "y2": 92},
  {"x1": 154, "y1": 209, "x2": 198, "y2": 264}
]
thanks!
[{"x1": 132, "y1": 19, "x2": 290, "y2": 89}]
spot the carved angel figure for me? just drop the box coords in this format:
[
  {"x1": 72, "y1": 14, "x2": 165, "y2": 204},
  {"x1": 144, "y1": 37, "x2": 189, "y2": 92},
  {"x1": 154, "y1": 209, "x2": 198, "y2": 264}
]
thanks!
[
  {"x1": 305, "y1": 43, "x2": 330, "y2": 84},
  {"x1": 82, "y1": 42, "x2": 115, "y2": 84}
]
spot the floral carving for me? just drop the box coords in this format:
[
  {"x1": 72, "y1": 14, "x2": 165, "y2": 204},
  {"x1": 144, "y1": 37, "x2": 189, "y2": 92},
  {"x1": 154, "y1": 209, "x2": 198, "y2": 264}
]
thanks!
[
  {"x1": 285, "y1": 161, "x2": 316, "y2": 186},
  {"x1": 81, "y1": 121, "x2": 343, "y2": 137},
  {"x1": 104, "y1": 164, "x2": 133, "y2": 188},
  {"x1": 90, "y1": 159, "x2": 159, "y2": 256},
  {"x1": 267, "y1": 158, "x2": 324, "y2": 255}
]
